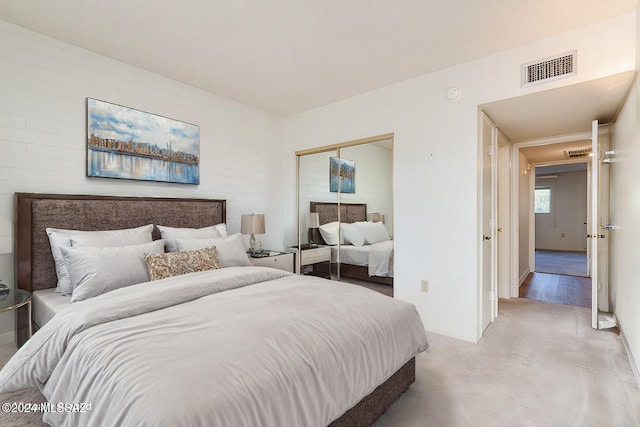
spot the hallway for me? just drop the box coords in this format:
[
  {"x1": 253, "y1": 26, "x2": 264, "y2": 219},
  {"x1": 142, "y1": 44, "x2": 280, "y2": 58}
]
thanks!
[{"x1": 535, "y1": 250, "x2": 588, "y2": 277}]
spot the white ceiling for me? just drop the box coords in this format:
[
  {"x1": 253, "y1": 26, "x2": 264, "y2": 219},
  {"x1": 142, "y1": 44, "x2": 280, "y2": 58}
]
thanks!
[
  {"x1": 0, "y1": 0, "x2": 636, "y2": 116},
  {"x1": 481, "y1": 71, "x2": 635, "y2": 143}
]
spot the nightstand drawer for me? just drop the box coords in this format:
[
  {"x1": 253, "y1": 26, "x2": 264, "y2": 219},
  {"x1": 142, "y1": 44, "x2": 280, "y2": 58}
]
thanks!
[
  {"x1": 251, "y1": 252, "x2": 294, "y2": 273},
  {"x1": 300, "y1": 247, "x2": 331, "y2": 266}
]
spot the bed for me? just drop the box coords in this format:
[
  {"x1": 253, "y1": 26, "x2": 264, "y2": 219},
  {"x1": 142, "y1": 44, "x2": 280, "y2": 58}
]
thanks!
[
  {"x1": 310, "y1": 202, "x2": 393, "y2": 286},
  {"x1": 4, "y1": 193, "x2": 427, "y2": 426}
]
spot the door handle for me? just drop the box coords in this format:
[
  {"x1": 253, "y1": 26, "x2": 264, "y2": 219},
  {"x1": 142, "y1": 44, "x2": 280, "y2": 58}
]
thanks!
[{"x1": 483, "y1": 235, "x2": 491, "y2": 241}]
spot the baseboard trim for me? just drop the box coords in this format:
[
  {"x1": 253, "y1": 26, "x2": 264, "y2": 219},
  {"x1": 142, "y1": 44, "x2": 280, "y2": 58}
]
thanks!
[
  {"x1": 519, "y1": 268, "x2": 531, "y2": 286},
  {"x1": 620, "y1": 329, "x2": 640, "y2": 389},
  {"x1": 0, "y1": 331, "x2": 15, "y2": 346}
]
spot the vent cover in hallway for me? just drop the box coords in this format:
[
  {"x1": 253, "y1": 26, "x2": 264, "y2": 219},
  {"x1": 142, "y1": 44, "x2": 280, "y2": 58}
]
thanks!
[{"x1": 522, "y1": 51, "x2": 576, "y2": 87}]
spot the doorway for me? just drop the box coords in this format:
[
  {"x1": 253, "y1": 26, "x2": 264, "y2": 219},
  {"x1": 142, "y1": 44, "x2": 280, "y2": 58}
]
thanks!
[
  {"x1": 532, "y1": 163, "x2": 589, "y2": 279},
  {"x1": 515, "y1": 143, "x2": 592, "y2": 308}
]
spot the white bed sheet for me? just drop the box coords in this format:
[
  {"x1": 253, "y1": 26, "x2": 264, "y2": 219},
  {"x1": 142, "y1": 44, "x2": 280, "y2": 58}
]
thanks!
[
  {"x1": 331, "y1": 240, "x2": 394, "y2": 277},
  {"x1": 32, "y1": 288, "x2": 72, "y2": 328},
  {"x1": 331, "y1": 244, "x2": 369, "y2": 266}
]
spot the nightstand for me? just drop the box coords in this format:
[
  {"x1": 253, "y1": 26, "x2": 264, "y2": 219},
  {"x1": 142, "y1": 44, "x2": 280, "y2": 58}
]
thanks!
[
  {"x1": 250, "y1": 251, "x2": 294, "y2": 273},
  {"x1": 0, "y1": 289, "x2": 32, "y2": 341},
  {"x1": 299, "y1": 246, "x2": 331, "y2": 278}
]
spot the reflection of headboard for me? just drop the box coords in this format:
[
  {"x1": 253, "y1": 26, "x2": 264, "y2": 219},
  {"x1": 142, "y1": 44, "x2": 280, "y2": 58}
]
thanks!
[{"x1": 309, "y1": 202, "x2": 366, "y2": 245}]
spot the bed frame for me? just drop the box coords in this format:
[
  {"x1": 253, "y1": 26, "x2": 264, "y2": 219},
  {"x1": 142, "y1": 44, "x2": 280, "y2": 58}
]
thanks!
[
  {"x1": 310, "y1": 201, "x2": 393, "y2": 286},
  {"x1": 15, "y1": 193, "x2": 412, "y2": 425}
]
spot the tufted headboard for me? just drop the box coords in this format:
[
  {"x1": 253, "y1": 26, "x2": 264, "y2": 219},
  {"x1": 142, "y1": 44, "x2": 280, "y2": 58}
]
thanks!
[
  {"x1": 15, "y1": 193, "x2": 226, "y2": 294},
  {"x1": 309, "y1": 202, "x2": 367, "y2": 245}
]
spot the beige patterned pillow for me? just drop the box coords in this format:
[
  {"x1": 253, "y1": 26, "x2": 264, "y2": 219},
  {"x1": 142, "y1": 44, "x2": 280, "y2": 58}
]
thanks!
[{"x1": 144, "y1": 246, "x2": 222, "y2": 281}]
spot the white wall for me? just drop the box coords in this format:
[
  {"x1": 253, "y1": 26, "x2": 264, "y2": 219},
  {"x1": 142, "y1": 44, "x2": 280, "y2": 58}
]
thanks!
[
  {"x1": 518, "y1": 152, "x2": 531, "y2": 283},
  {"x1": 0, "y1": 21, "x2": 285, "y2": 340},
  {"x1": 283, "y1": 13, "x2": 636, "y2": 342},
  {"x1": 609, "y1": 4, "x2": 640, "y2": 380},
  {"x1": 534, "y1": 171, "x2": 588, "y2": 251}
]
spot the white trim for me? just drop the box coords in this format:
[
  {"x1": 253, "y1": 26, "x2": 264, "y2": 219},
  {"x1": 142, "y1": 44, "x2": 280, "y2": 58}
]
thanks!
[
  {"x1": 514, "y1": 131, "x2": 592, "y2": 146},
  {"x1": 0, "y1": 330, "x2": 15, "y2": 346},
  {"x1": 621, "y1": 331, "x2": 640, "y2": 389},
  {"x1": 519, "y1": 267, "x2": 531, "y2": 286}
]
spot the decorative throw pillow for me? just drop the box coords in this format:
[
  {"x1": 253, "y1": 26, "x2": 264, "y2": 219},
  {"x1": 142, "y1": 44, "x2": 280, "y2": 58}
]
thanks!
[
  {"x1": 46, "y1": 224, "x2": 154, "y2": 295},
  {"x1": 157, "y1": 224, "x2": 224, "y2": 252},
  {"x1": 175, "y1": 233, "x2": 251, "y2": 268},
  {"x1": 144, "y1": 246, "x2": 222, "y2": 281}
]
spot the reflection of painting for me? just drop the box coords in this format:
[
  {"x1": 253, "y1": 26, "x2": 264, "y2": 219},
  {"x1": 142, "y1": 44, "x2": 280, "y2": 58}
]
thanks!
[
  {"x1": 87, "y1": 98, "x2": 200, "y2": 184},
  {"x1": 330, "y1": 157, "x2": 355, "y2": 193}
]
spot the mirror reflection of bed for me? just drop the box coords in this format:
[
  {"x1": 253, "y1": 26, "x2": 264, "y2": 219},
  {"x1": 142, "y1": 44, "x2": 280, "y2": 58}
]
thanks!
[
  {"x1": 310, "y1": 202, "x2": 393, "y2": 296},
  {"x1": 296, "y1": 135, "x2": 394, "y2": 296}
]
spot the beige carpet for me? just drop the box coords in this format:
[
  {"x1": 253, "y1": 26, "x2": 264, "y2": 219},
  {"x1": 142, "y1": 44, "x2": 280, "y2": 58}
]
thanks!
[
  {"x1": 0, "y1": 299, "x2": 638, "y2": 427},
  {"x1": 376, "y1": 298, "x2": 640, "y2": 427}
]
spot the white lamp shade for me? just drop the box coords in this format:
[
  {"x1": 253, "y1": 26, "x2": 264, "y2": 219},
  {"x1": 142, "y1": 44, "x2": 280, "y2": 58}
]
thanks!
[
  {"x1": 306, "y1": 212, "x2": 320, "y2": 229},
  {"x1": 241, "y1": 214, "x2": 265, "y2": 235}
]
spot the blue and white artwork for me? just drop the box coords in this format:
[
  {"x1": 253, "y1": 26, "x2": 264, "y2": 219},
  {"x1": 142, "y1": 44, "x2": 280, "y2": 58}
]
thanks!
[
  {"x1": 87, "y1": 98, "x2": 200, "y2": 184},
  {"x1": 329, "y1": 157, "x2": 355, "y2": 193}
]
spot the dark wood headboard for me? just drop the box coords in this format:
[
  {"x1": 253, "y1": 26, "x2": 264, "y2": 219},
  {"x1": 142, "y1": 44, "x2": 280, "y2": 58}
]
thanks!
[
  {"x1": 15, "y1": 193, "x2": 226, "y2": 293},
  {"x1": 309, "y1": 202, "x2": 367, "y2": 245}
]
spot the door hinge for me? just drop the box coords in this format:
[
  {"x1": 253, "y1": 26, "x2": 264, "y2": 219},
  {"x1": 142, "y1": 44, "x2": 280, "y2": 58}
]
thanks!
[
  {"x1": 489, "y1": 291, "x2": 495, "y2": 301},
  {"x1": 489, "y1": 146, "x2": 496, "y2": 156}
]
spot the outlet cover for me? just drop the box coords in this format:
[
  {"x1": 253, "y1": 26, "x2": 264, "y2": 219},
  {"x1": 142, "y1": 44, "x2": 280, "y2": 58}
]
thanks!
[{"x1": 421, "y1": 280, "x2": 429, "y2": 292}]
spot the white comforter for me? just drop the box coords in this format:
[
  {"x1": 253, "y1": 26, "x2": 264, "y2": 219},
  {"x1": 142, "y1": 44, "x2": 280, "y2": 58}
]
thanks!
[{"x1": 0, "y1": 267, "x2": 428, "y2": 427}]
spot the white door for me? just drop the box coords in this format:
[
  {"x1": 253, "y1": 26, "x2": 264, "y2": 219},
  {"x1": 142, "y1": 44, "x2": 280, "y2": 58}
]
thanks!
[
  {"x1": 589, "y1": 120, "x2": 598, "y2": 329},
  {"x1": 588, "y1": 120, "x2": 611, "y2": 329},
  {"x1": 480, "y1": 112, "x2": 498, "y2": 332}
]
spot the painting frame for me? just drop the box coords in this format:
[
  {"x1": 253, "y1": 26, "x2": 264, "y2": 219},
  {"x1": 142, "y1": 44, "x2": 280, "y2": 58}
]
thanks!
[
  {"x1": 86, "y1": 98, "x2": 200, "y2": 185},
  {"x1": 329, "y1": 157, "x2": 355, "y2": 194}
]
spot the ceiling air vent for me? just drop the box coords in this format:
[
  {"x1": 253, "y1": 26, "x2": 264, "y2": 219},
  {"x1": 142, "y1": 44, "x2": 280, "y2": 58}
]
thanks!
[
  {"x1": 564, "y1": 147, "x2": 591, "y2": 159},
  {"x1": 522, "y1": 51, "x2": 576, "y2": 87}
]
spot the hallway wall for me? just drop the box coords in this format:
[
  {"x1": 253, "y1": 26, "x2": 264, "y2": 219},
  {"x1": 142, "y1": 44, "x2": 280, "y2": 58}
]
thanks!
[{"x1": 535, "y1": 170, "x2": 588, "y2": 251}]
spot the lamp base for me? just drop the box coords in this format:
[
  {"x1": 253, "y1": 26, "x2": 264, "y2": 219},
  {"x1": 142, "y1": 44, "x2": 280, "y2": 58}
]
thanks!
[{"x1": 249, "y1": 234, "x2": 256, "y2": 252}]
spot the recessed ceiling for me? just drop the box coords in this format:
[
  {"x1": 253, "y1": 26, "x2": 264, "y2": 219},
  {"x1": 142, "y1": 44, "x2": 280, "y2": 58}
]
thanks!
[
  {"x1": 0, "y1": 0, "x2": 636, "y2": 116},
  {"x1": 522, "y1": 140, "x2": 592, "y2": 164},
  {"x1": 481, "y1": 71, "x2": 635, "y2": 143}
]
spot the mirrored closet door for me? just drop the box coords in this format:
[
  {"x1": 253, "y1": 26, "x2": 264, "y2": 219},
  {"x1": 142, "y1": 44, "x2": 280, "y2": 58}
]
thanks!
[{"x1": 295, "y1": 134, "x2": 394, "y2": 289}]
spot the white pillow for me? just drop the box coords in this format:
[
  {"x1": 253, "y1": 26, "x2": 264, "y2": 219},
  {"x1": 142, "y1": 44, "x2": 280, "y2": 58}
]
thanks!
[
  {"x1": 340, "y1": 223, "x2": 365, "y2": 247},
  {"x1": 157, "y1": 225, "x2": 224, "y2": 252},
  {"x1": 61, "y1": 240, "x2": 165, "y2": 303},
  {"x1": 318, "y1": 221, "x2": 340, "y2": 246},
  {"x1": 176, "y1": 233, "x2": 251, "y2": 268},
  {"x1": 46, "y1": 224, "x2": 154, "y2": 295},
  {"x1": 214, "y1": 223, "x2": 228, "y2": 238},
  {"x1": 354, "y1": 221, "x2": 391, "y2": 245}
]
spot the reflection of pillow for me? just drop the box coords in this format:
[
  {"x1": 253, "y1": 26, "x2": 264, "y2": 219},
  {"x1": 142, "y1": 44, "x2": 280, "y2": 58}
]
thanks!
[
  {"x1": 144, "y1": 246, "x2": 222, "y2": 281},
  {"x1": 354, "y1": 221, "x2": 390, "y2": 244},
  {"x1": 176, "y1": 233, "x2": 251, "y2": 267},
  {"x1": 157, "y1": 225, "x2": 224, "y2": 252},
  {"x1": 46, "y1": 224, "x2": 154, "y2": 295},
  {"x1": 61, "y1": 240, "x2": 164, "y2": 302},
  {"x1": 340, "y1": 223, "x2": 365, "y2": 247},
  {"x1": 318, "y1": 221, "x2": 340, "y2": 246}
]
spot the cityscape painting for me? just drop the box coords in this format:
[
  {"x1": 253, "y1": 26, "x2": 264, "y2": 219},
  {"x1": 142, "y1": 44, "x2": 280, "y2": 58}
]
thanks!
[
  {"x1": 329, "y1": 157, "x2": 355, "y2": 193},
  {"x1": 87, "y1": 98, "x2": 200, "y2": 184}
]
